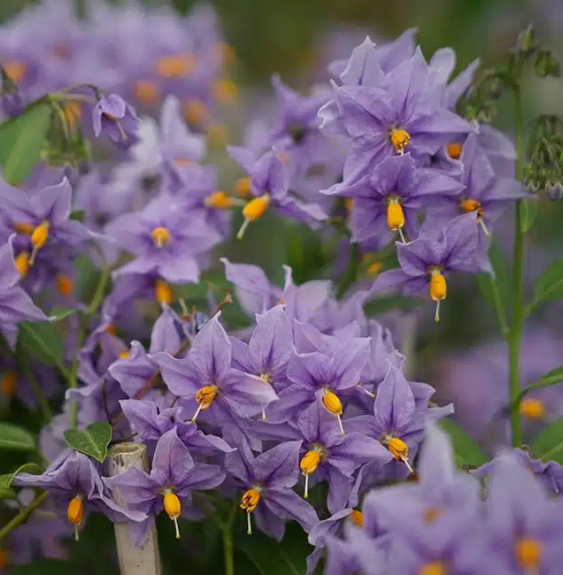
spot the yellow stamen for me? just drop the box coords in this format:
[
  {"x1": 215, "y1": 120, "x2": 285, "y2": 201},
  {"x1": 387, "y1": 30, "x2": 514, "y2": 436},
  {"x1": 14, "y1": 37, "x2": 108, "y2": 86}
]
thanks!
[
  {"x1": 519, "y1": 398, "x2": 545, "y2": 419},
  {"x1": 344, "y1": 198, "x2": 354, "y2": 213},
  {"x1": 155, "y1": 280, "x2": 173, "y2": 306},
  {"x1": 106, "y1": 323, "x2": 117, "y2": 335},
  {"x1": 300, "y1": 450, "x2": 321, "y2": 500},
  {"x1": 191, "y1": 385, "x2": 217, "y2": 422},
  {"x1": 387, "y1": 436, "x2": 408, "y2": 460},
  {"x1": 350, "y1": 510, "x2": 363, "y2": 528},
  {"x1": 515, "y1": 538, "x2": 541, "y2": 570},
  {"x1": 134, "y1": 80, "x2": 160, "y2": 105},
  {"x1": 429, "y1": 268, "x2": 446, "y2": 323},
  {"x1": 418, "y1": 561, "x2": 447, "y2": 575},
  {"x1": 29, "y1": 221, "x2": 50, "y2": 265},
  {"x1": 366, "y1": 261, "x2": 383, "y2": 277},
  {"x1": 461, "y1": 199, "x2": 490, "y2": 236},
  {"x1": 119, "y1": 350, "x2": 130, "y2": 360},
  {"x1": 390, "y1": 128, "x2": 410, "y2": 154},
  {"x1": 423, "y1": 507, "x2": 443, "y2": 524},
  {"x1": 235, "y1": 177, "x2": 253, "y2": 199},
  {"x1": 14, "y1": 222, "x2": 34, "y2": 234},
  {"x1": 155, "y1": 53, "x2": 196, "y2": 78},
  {"x1": 1, "y1": 371, "x2": 17, "y2": 397},
  {"x1": 237, "y1": 195, "x2": 270, "y2": 240},
  {"x1": 212, "y1": 78, "x2": 238, "y2": 105},
  {"x1": 321, "y1": 390, "x2": 345, "y2": 436},
  {"x1": 205, "y1": 191, "x2": 233, "y2": 209},
  {"x1": 151, "y1": 226, "x2": 171, "y2": 248},
  {"x1": 163, "y1": 491, "x2": 181, "y2": 539},
  {"x1": 67, "y1": 495, "x2": 84, "y2": 541},
  {"x1": 206, "y1": 123, "x2": 228, "y2": 148},
  {"x1": 183, "y1": 99, "x2": 209, "y2": 126},
  {"x1": 3, "y1": 61, "x2": 26, "y2": 83},
  {"x1": 240, "y1": 489, "x2": 261, "y2": 513},
  {"x1": 55, "y1": 274, "x2": 73, "y2": 297},
  {"x1": 14, "y1": 252, "x2": 30, "y2": 278},
  {"x1": 446, "y1": 143, "x2": 462, "y2": 160},
  {"x1": 219, "y1": 42, "x2": 236, "y2": 68},
  {"x1": 386, "y1": 197, "x2": 405, "y2": 234}
]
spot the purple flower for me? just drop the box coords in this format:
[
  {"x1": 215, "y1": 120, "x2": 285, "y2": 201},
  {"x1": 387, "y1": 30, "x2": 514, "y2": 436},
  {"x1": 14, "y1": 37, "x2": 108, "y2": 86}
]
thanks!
[
  {"x1": 484, "y1": 452, "x2": 563, "y2": 574},
  {"x1": 427, "y1": 133, "x2": 528, "y2": 238},
  {"x1": 228, "y1": 146, "x2": 326, "y2": 238},
  {"x1": 106, "y1": 194, "x2": 221, "y2": 284},
  {"x1": 14, "y1": 451, "x2": 144, "y2": 541},
  {"x1": 225, "y1": 439, "x2": 318, "y2": 539},
  {"x1": 372, "y1": 213, "x2": 489, "y2": 321},
  {"x1": 322, "y1": 153, "x2": 463, "y2": 248},
  {"x1": 0, "y1": 236, "x2": 45, "y2": 346},
  {"x1": 319, "y1": 46, "x2": 473, "y2": 183},
  {"x1": 155, "y1": 314, "x2": 277, "y2": 424},
  {"x1": 92, "y1": 93, "x2": 139, "y2": 150},
  {"x1": 105, "y1": 428, "x2": 224, "y2": 545}
]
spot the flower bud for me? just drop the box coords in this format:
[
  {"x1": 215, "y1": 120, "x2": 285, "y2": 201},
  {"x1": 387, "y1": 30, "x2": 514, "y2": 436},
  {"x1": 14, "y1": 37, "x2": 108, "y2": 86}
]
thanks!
[
  {"x1": 534, "y1": 49, "x2": 560, "y2": 78},
  {"x1": 546, "y1": 181, "x2": 563, "y2": 201},
  {"x1": 517, "y1": 24, "x2": 537, "y2": 58}
]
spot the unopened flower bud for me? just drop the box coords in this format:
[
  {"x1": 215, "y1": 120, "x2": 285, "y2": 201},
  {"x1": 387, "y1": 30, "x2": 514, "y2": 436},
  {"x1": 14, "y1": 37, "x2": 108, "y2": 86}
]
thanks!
[
  {"x1": 546, "y1": 181, "x2": 563, "y2": 201},
  {"x1": 517, "y1": 24, "x2": 537, "y2": 58},
  {"x1": 534, "y1": 49, "x2": 560, "y2": 78}
]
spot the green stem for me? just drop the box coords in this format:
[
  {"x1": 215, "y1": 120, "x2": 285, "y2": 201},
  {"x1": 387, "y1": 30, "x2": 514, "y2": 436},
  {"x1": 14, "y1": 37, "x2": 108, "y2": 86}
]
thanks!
[
  {"x1": 508, "y1": 86, "x2": 525, "y2": 447},
  {"x1": 0, "y1": 491, "x2": 48, "y2": 543},
  {"x1": 488, "y1": 275, "x2": 509, "y2": 337},
  {"x1": 222, "y1": 503, "x2": 237, "y2": 575}
]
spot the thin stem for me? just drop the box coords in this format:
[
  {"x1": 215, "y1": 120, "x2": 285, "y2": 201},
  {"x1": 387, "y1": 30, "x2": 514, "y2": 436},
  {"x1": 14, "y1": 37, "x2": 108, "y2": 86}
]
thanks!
[
  {"x1": 488, "y1": 275, "x2": 509, "y2": 337},
  {"x1": 222, "y1": 502, "x2": 237, "y2": 575},
  {"x1": 508, "y1": 85, "x2": 525, "y2": 448},
  {"x1": 0, "y1": 491, "x2": 48, "y2": 543}
]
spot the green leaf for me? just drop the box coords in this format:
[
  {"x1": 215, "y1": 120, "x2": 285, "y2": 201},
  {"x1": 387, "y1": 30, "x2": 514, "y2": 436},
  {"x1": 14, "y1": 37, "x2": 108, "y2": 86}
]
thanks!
[
  {"x1": 0, "y1": 462, "x2": 41, "y2": 498},
  {"x1": 531, "y1": 418, "x2": 563, "y2": 464},
  {"x1": 17, "y1": 320, "x2": 66, "y2": 372},
  {"x1": 69, "y1": 209, "x2": 85, "y2": 222},
  {"x1": 0, "y1": 422, "x2": 36, "y2": 451},
  {"x1": 514, "y1": 366, "x2": 563, "y2": 406},
  {"x1": 0, "y1": 102, "x2": 52, "y2": 184},
  {"x1": 530, "y1": 259, "x2": 563, "y2": 310},
  {"x1": 477, "y1": 243, "x2": 510, "y2": 310},
  {"x1": 234, "y1": 521, "x2": 311, "y2": 575},
  {"x1": 519, "y1": 199, "x2": 538, "y2": 233},
  {"x1": 439, "y1": 418, "x2": 488, "y2": 468},
  {"x1": 11, "y1": 560, "x2": 77, "y2": 575},
  {"x1": 64, "y1": 422, "x2": 112, "y2": 463}
]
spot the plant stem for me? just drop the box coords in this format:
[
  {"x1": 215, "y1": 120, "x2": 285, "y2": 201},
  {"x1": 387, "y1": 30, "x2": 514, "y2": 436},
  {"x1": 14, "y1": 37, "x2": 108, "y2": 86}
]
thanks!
[
  {"x1": 488, "y1": 275, "x2": 509, "y2": 337},
  {"x1": 508, "y1": 85, "x2": 525, "y2": 447},
  {"x1": 0, "y1": 491, "x2": 48, "y2": 543},
  {"x1": 222, "y1": 502, "x2": 237, "y2": 575}
]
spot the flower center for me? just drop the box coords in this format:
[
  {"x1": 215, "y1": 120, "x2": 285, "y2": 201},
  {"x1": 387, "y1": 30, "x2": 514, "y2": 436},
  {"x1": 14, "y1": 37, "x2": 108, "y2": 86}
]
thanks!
[
  {"x1": 429, "y1": 267, "x2": 446, "y2": 322},
  {"x1": 212, "y1": 78, "x2": 238, "y2": 105},
  {"x1": 423, "y1": 507, "x2": 443, "y2": 524},
  {"x1": 1, "y1": 371, "x2": 16, "y2": 397},
  {"x1": 155, "y1": 279, "x2": 173, "y2": 306},
  {"x1": 3, "y1": 60, "x2": 26, "y2": 83},
  {"x1": 461, "y1": 199, "x2": 483, "y2": 218},
  {"x1": 446, "y1": 143, "x2": 462, "y2": 160},
  {"x1": 237, "y1": 195, "x2": 270, "y2": 240},
  {"x1": 205, "y1": 191, "x2": 233, "y2": 209},
  {"x1": 418, "y1": 561, "x2": 447, "y2": 575},
  {"x1": 14, "y1": 252, "x2": 30, "y2": 279},
  {"x1": 67, "y1": 495, "x2": 84, "y2": 541},
  {"x1": 235, "y1": 177, "x2": 253, "y2": 198},
  {"x1": 350, "y1": 510, "x2": 363, "y2": 528},
  {"x1": 151, "y1": 226, "x2": 171, "y2": 248},
  {"x1": 386, "y1": 196, "x2": 405, "y2": 233},
  {"x1": 519, "y1": 398, "x2": 545, "y2": 419},
  {"x1": 56, "y1": 274, "x2": 74, "y2": 297},
  {"x1": 29, "y1": 221, "x2": 50, "y2": 265},
  {"x1": 183, "y1": 99, "x2": 209, "y2": 125},
  {"x1": 191, "y1": 385, "x2": 218, "y2": 422},
  {"x1": 163, "y1": 490, "x2": 181, "y2": 539},
  {"x1": 300, "y1": 449, "x2": 322, "y2": 476},
  {"x1": 389, "y1": 128, "x2": 411, "y2": 154},
  {"x1": 155, "y1": 53, "x2": 196, "y2": 78},
  {"x1": 386, "y1": 436, "x2": 409, "y2": 460},
  {"x1": 134, "y1": 80, "x2": 160, "y2": 104},
  {"x1": 515, "y1": 537, "x2": 542, "y2": 570}
]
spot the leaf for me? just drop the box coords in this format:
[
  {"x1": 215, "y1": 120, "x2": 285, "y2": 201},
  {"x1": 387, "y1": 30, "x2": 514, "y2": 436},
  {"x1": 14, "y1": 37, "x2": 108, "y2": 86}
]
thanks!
[
  {"x1": 514, "y1": 366, "x2": 563, "y2": 406},
  {"x1": 234, "y1": 521, "x2": 311, "y2": 575},
  {"x1": 439, "y1": 418, "x2": 488, "y2": 468},
  {"x1": 531, "y1": 418, "x2": 563, "y2": 464},
  {"x1": 17, "y1": 320, "x2": 66, "y2": 371},
  {"x1": 0, "y1": 423, "x2": 36, "y2": 451},
  {"x1": 69, "y1": 209, "x2": 85, "y2": 222},
  {"x1": 0, "y1": 462, "x2": 41, "y2": 498},
  {"x1": 529, "y1": 259, "x2": 563, "y2": 311},
  {"x1": 477, "y1": 243, "x2": 510, "y2": 310},
  {"x1": 64, "y1": 422, "x2": 112, "y2": 463},
  {"x1": 0, "y1": 102, "x2": 52, "y2": 184},
  {"x1": 11, "y1": 560, "x2": 77, "y2": 575},
  {"x1": 519, "y1": 199, "x2": 537, "y2": 233}
]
